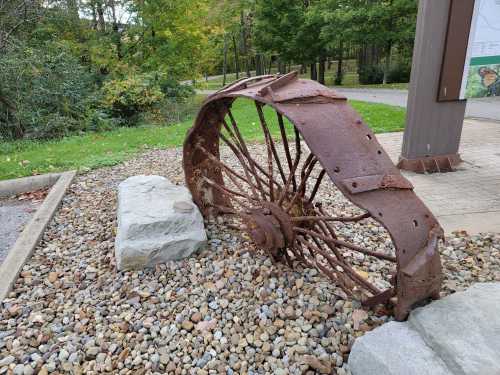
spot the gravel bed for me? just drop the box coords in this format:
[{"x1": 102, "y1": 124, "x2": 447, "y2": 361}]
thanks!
[{"x1": 1, "y1": 145, "x2": 499, "y2": 375}]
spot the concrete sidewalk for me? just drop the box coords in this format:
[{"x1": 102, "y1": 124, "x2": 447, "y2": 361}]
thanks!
[
  {"x1": 377, "y1": 119, "x2": 500, "y2": 234},
  {"x1": 336, "y1": 88, "x2": 500, "y2": 121}
]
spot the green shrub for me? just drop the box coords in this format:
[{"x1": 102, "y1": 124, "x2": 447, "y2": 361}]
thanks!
[
  {"x1": 0, "y1": 41, "x2": 98, "y2": 140},
  {"x1": 83, "y1": 109, "x2": 120, "y2": 132},
  {"x1": 386, "y1": 63, "x2": 411, "y2": 83},
  {"x1": 102, "y1": 74, "x2": 164, "y2": 125},
  {"x1": 160, "y1": 94, "x2": 205, "y2": 124},
  {"x1": 158, "y1": 77, "x2": 196, "y2": 101},
  {"x1": 358, "y1": 64, "x2": 384, "y2": 85}
]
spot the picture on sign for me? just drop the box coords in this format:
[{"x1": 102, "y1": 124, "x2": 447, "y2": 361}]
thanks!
[{"x1": 461, "y1": 0, "x2": 500, "y2": 99}]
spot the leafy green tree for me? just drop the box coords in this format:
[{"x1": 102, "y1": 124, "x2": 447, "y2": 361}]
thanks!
[
  {"x1": 0, "y1": 41, "x2": 98, "y2": 139},
  {"x1": 128, "y1": 0, "x2": 210, "y2": 78}
]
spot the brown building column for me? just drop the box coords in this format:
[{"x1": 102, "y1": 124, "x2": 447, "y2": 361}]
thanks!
[{"x1": 398, "y1": 0, "x2": 469, "y2": 174}]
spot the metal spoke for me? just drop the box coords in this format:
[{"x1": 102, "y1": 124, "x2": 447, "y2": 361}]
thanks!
[
  {"x1": 195, "y1": 143, "x2": 268, "y2": 200},
  {"x1": 225, "y1": 108, "x2": 268, "y2": 199},
  {"x1": 255, "y1": 102, "x2": 275, "y2": 201},
  {"x1": 277, "y1": 148, "x2": 301, "y2": 206},
  {"x1": 291, "y1": 213, "x2": 371, "y2": 223},
  {"x1": 293, "y1": 227, "x2": 396, "y2": 262},
  {"x1": 219, "y1": 132, "x2": 266, "y2": 200},
  {"x1": 308, "y1": 169, "x2": 326, "y2": 203},
  {"x1": 225, "y1": 111, "x2": 285, "y2": 194},
  {"x1": 255, "y1": 104, "x2": 288, "y2": 186},
  {"x1": 286, "y1": 154, "x2": 317, "y2": 212},
  {"x1": 297, "y1": 236, "x2": 380, "y2": 295},
  {"x1": 277, "y1": 112, "x2": 297, "y2": 190},
  {"x1": 299, "y1": 238, "x2": 353, "y2": 296},
  {"x1": 312, "y1": 221, "x2": 345, "y2": 262},
  {"x1": 202, "y1": 176, "x2": 256, "y2": 208}
]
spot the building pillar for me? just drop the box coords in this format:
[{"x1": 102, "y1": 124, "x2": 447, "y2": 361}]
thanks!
[{"x1": 398, "y1": 0, "x2": 469, "y2": 173}]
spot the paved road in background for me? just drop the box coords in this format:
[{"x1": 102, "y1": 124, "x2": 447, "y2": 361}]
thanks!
[
  {"x1": 335, "y1": 88, "x2": 500, "y2": 121},
  {"x1": 197, "y1": 87, "x2": 500, "y2": 121}
]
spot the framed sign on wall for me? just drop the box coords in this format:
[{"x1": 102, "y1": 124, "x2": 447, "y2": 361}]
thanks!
[
  {"x1": 461, "y1": 0, "x2": 500, "y2": 98},
  {"x1": 438, "y1": 0, "x2": 500, "y2": 101}
]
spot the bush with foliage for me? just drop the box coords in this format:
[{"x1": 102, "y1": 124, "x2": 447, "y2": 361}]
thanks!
[
  {"x1": 158, "y1": 76, "x2": 196, "y2": 101},
  {"x1": 386, "y1": 63, "x2": 411, "y2": 84},
  {"x1": 0, "y1": 41, "x2": 99, "y2": 140},
  {"x1": 358, "y1": 64, "x2": 384, "y2": 85},
  {"x1": 101, "y1": 74, "x2": 165, "y2": 125}
]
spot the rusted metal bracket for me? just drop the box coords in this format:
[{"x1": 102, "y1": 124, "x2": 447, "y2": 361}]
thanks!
[
  {"x1": 342, "y1": 174, "x2": 414, "y2": 195},
  {"x1": 257, "y1": 71, "x2": 299, "y2": 97},
  {"x1": 397, "y1": 154, "x2": 462, "y2": 174},
  {"x1": 215, "y1": 75, "x2": 275, "y2": 96}
]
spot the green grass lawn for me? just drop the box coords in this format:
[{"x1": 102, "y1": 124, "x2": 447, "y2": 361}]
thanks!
[{"x1": 0, "y1": 99, "x2": 405, "y2": 181}]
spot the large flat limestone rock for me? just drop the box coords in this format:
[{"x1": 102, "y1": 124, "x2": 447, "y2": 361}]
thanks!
[
  {"x1": 115, "y1": 175, "x2": 207, "y2": 270},
  {"x1": 349, "y1": 283, "x2": 500, "y2": 375},
  {"x1": 409, "y1": 283, "x2": 500, "y2": 375},
  {"x1": 349, "y1": 322, "x2": 452, "y2": 375}
]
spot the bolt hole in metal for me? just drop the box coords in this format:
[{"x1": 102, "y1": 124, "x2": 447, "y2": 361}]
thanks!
[{"x1": 203, "y1": 96, "x2": 397, "y2": 303}]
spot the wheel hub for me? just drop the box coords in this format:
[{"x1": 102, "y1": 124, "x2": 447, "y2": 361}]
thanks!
[{"x1": 246, "y1": 202, "x2": 295, "y2": 255}]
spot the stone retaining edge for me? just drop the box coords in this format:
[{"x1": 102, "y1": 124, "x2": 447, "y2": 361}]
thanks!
[
  {"x1": 0, "y1": 173, "x2": 63, "y2": 198},
  {"x1": 0, "y1": 171, "x2": 76, "y2": 302}
]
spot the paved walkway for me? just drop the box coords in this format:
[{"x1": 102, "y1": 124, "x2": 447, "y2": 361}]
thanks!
[
  {"x1": 197, "y1": 87, "x2": 500, "y2": 121},
  {"x1": 336, "y1": 88, "x2": 500, "y2": 121},
  {"x1": 0, "y1": 199, "x2": 37, "y2": 264},
  {"x1": 377, "y1": 119, "x2": 500, "y2": 234}
]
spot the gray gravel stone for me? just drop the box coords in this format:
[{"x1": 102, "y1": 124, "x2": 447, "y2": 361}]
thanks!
[{"x1": 0, "y1": 355, "x2": 15, "y2": 366}]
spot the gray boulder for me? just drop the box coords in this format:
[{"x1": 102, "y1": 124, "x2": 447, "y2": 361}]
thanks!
[
  {"x1": 349, "y1": 321, "x2": 452, "y2": 375},
  {"x1": 349, "y1": 283, "x2": 500, "y2": 375},
  {"x1": 115, "y1": 175, "x2": 207, "y2": 270},
  {"x1": 409, "y1": 283, "x2": 500, "y2": 375}
]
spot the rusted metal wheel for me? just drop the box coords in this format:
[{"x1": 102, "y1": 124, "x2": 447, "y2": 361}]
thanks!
[{"x1": 183, "y1": 72, "x2": 443, "y2": 320}]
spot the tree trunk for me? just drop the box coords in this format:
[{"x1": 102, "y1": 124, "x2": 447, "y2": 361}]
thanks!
[
  {"x1": 232, "y1": 35, "x2": 240, "y2": 79},
  {"x1": 335, "y1": 41, "x2": 344, "y2": 85},
  {"x1": 267, "y1": 56, "x2": 273, "y2": 74},
  {"x1": 96, "y1": 0, "x2": 105, "y2": 32},
  {"x1": 255, "y1": 54, "x2": 263, "y2": 76},
  {"x1": 318, "y1": 55, "x2": 326, "y2": 85},
  {"x1": 383, "y1": 41, "x2": 392, "y2": 84},
  {"x1": 241, "y1": 11, "x2": 251, "y2": 78},
  {"x1": 66, "y1": 0, "x2": 79, "y2": 23},
  {"x1": 223, "y1": 35, "x2": 228, "y2": 86},
  {"x1": 310, "y1": 62, "x2": 317, "y2": 81},
  {"x1": 109, "y1": 0, "x2": 122, "y2": 59},
  {"x1": 91, "y1": 3, "x2": 97, "y2": 30}
]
